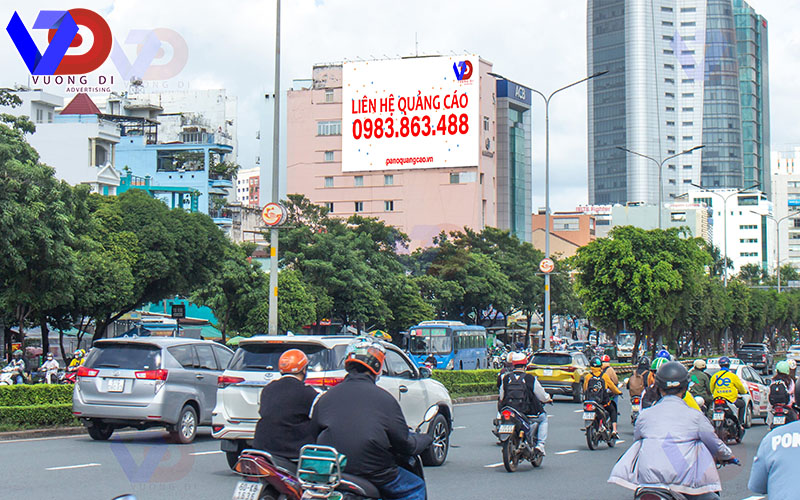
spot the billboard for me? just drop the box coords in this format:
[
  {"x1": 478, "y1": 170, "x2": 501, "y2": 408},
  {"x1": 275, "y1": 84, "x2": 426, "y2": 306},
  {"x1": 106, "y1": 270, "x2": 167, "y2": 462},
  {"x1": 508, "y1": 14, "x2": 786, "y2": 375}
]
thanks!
[{"x1": 342, "y1": 55, "x2": 480, "y2": 172}]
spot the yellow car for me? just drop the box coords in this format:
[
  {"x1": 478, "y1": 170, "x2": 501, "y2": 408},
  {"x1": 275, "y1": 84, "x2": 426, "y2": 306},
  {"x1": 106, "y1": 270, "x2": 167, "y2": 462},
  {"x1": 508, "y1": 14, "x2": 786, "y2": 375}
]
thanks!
[{"x1": 527, "y1": 351, "x2": 590, "y2": 403}]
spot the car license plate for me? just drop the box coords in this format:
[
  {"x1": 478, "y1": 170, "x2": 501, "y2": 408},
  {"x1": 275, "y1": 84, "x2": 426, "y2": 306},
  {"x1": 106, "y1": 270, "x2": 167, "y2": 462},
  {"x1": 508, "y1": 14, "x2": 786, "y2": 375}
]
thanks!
[
  {"x1": 543, "y1": 369, "x2": 553, "y2": 376},
  {"x1": 232, "y1": 481, "x2": 263, "y2": 500},
  {"x1": 631, "y1": 405, "x2": 640, "y2": 412},
  {"x1": 774, "y1": 416, "x2": 786, "y2": 425},
  {"x1": 583, "y1": 412, "x2": 595, "y2": 420},
  {"x1": 713, "y1": 411, "x2": 724, "y2": 421},
  {"x1": 498, "y1": 424, "x2": 514, "y2": 434},
  {"x1": 107, "y1": 378, "x2": 124, "y2": 392}
]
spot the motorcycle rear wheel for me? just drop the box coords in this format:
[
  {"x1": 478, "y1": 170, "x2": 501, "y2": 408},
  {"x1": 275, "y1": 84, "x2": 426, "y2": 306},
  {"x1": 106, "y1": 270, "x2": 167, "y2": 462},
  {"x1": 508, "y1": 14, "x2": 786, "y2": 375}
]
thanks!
[
  {"x1": 531, "y1": 450, "x2": 543, "y2": 468},
  {"x1": 586, "y1": 423, "x2": 597, "y2": 450},
  {"x1": 502, "y1": 437, "x2": 520, "y2": 472}
]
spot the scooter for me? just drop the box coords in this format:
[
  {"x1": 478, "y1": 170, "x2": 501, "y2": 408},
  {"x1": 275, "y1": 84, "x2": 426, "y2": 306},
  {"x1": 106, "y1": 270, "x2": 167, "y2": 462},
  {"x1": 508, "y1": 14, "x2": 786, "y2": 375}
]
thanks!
[
  {"x1": 498, "y1": 406, "x2": 543, "y2": 472},
  {"x1": 770, "y1": 403, "x2": 798, "y2": 429},
  {"x1": 583, "y1": 399, "x2": 616, "y2": 450},
  {"x1": 232, "y1": 406, "x2": 439, "y2": 500},
  {"x1": 0, "y1": 364, "x2": 22, "y2": 385},
  {"x1": 632, "y1": 459, "x2": 740, "y2": 499},
  {"x1": 630, "y1": 395, "x2": 641, "y2": 425},
  {"x1": 711, "y1": 398, "x2": 743, "y2": 444}
]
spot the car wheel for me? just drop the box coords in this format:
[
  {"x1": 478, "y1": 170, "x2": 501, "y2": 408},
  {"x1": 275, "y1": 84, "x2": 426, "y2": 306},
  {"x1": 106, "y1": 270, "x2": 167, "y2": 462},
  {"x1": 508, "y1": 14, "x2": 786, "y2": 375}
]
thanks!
[
  {"x1": 572, "y1": 383, "x2": 584, "y2": 403},
  {"x1": 421, "y1": 414, "x2": 449, "y2": 466},
  {"x1": 87, "y1": 422, "x2": 114, "y2": 441},
  {"x1": 170, "y1": 405, "x2": 198, "y2": 444},
  {"x1": 744, "y1": 404, "x2": 753, "y2": 429}
]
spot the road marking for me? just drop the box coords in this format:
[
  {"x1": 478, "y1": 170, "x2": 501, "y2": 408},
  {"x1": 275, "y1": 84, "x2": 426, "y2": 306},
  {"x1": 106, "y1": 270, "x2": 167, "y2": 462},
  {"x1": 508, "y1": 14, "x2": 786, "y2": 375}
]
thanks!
[
  {"x1": 453, "y1": 426, "x2": 467, "y2": 430},
  {"x1": 455, "y1": 401, "x2": 495, "y2": 407},
  {"x1": 616, "y1": 440, "x2": 625, "y2": 444},
  {"x1": 46, "y1": 463, "x2": 101, "y2": 471},
  {"x1": 741, "y1": 497, "x2": 765, "y2": 500},
  {"x1": 190, "y1": 450, "x2": 223, "y2": 456},
  {"x1": 483, "y1": 462, "x2": 504, "y2": 468},
  {"x1": 555, "y1": 449, "x2": 578, "y2": 455},
  {"x1": 573, "y1": 409, "x2": 583, "y2": 413},
  {"x1": 0, "y1": 429, "x2": 139, "y2": 445}
]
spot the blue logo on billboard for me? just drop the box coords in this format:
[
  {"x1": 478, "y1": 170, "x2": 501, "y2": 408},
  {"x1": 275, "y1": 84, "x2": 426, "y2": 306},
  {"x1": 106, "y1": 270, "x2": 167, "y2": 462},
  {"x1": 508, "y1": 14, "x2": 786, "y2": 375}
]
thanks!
[{"x1": 452, "y1": 60, "x2": 473, "y2": 81}]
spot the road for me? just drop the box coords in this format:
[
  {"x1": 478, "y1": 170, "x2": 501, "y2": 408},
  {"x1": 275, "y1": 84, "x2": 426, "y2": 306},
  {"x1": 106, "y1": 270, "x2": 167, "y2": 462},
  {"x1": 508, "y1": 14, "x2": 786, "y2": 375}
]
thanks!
[{"x1": 2, "y1": 396, "x2": 769, "y2": 500}]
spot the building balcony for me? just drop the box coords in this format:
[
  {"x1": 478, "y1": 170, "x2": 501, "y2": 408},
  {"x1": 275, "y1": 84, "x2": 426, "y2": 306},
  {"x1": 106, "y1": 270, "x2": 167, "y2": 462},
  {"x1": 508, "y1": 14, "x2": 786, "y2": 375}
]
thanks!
[
  {"x1": 212, "y1": 217, "x2": 233, "y2": 227},
  {"x1": 210, "y1": 177, "x2": 234, "y2": 189}
]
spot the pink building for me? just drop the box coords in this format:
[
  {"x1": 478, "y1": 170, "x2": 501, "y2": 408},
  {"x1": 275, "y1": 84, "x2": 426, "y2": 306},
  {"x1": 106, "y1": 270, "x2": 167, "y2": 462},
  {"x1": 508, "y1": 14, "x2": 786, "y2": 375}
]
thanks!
[{"x1": 286, "y1": 57, "x2": 531, "y2": 250}]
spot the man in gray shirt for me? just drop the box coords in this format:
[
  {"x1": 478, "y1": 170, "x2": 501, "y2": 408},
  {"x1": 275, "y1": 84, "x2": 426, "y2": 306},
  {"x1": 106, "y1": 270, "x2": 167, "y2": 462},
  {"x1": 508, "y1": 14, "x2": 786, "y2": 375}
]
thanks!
[{"x1": 748, "y1": 420, "x2": 800, "y2": 500}]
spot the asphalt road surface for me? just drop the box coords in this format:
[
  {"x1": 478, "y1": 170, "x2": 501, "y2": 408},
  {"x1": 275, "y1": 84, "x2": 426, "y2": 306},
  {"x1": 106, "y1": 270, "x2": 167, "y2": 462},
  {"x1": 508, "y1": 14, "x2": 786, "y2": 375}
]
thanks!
[{"x1": 3, "y1": 396, "x2": 770, "y2": 500}]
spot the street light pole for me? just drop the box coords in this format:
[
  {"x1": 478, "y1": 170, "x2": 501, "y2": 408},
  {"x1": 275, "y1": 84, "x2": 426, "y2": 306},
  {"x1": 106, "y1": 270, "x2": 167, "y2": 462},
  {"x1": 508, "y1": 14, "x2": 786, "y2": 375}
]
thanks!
[
  {"x1": 618, "y1": 145, "x2": 705, "y2": 229},
  {"x1": 267, "y1": 0, "x2": 281, "y2": 335},
  {"x1": 691, "y1": 183, "x2": 759, "y2": 286},
  {"x1": 531, "y1": 70, "x2": 607, "y2": 350},
  {"x1": 754, "y1": 212, "x2": 798, "y2": 292}
]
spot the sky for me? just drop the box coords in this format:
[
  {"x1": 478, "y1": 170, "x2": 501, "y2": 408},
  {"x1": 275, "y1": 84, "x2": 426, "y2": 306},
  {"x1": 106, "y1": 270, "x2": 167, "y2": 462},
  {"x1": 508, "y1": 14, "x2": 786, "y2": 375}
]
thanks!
[{"x1": 2, "y1": 0, "x2": 799, "y2": 212}]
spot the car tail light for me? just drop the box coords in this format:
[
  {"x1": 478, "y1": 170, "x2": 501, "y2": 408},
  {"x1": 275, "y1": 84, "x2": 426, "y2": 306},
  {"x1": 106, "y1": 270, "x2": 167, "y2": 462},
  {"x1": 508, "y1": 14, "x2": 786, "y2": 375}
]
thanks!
[
  {"x1": 561, "y1": 366, "x2": 576, "y2": 372},
  {"x1": 762, "y1": 354, "x2": 767, "y2": 361},
  {"x1": 217, "y1": 375, "x2": 245, "y2": 388},
  {"x1": 501, "y1": 410, "x2": 513, "y2": 420},
  {"x1": 307, "y1": 377, "x2": 344, "y2": 388},
  {"x1": 135, "y1": 369, "x2": 169, "y2": 381},
  {"x1": 76, "y1": 366, "x2": 98, "y2": 378},
  {"x1": 584, "y1": 403, "x2": 595, "y2": 411}
]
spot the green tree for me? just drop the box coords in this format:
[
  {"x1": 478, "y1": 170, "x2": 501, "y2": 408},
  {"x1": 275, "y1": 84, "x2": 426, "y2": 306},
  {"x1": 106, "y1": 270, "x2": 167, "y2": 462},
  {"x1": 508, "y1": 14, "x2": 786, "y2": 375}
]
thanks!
[{"x1": 738, "y1": 263, "x2": 764, "y2": 285}]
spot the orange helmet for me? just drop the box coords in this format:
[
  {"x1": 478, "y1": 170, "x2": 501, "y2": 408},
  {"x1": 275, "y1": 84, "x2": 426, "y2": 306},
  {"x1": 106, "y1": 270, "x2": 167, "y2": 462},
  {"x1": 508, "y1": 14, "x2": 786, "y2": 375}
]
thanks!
[
  {"x1": 344, "y1": 339, "x2": 386, "y2": 376},
  {"x1": 278, "y1": 349, "x2": 309, "y2": 374},
  {"x1": 601, "y1": 354, "x2": 611, "y2": 363}
]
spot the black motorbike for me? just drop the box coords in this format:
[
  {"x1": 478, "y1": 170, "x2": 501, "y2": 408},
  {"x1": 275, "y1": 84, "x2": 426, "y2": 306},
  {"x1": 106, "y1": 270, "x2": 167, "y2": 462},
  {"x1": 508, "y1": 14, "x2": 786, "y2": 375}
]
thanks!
[
  {"x1": 497, "y1": 406, "x2": 543, "y2": 472},
  {"x1": 630, "y1": 395, "x2": 641, "y2": 425},
  {"x1": 711, "y1": 398, "x2": 743, "y2": 444},
  {"x1": 583, "y1": 400, "x2": 616, "y2": 450},
  {"x1": 770, "y1": 403, "x2": 798, "y2": 430}
]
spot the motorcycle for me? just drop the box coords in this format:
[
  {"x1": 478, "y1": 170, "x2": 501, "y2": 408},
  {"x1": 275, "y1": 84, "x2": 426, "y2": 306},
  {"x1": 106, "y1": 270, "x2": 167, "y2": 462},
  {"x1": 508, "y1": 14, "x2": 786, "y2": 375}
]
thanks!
[
  {"x1": 232, "y1": 406, "x2": 439, "y2": 500},
  {"x1": 0, "y1": 364, "x2": 22, "y2": 385},
  {"x1": 583, "y1": 399, "x2": 616, "y2": 450},
  {"x1": 630, "y1": 395, "x2": 641, "y2": 425},
  {"x1": 497, "y1": 406, "x2": 543, "y2": 472},
  {"x1": 770, "y1": 403, "x2": 798, "y2": 430},
  {"x1": 632, "y1": 459, "x2": 740, "y2": 499},
  {"x1": 711, "y1": 398, "x2": 743, "y2": 444}
]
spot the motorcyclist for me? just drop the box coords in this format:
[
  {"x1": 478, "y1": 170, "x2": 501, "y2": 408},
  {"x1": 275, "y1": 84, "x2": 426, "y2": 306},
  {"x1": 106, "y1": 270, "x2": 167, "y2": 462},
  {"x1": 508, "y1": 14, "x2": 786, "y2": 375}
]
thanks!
[
  {"x1": 252, "y1": 349, "x2": 319, "y2": 461},
  {"x1": 768, "y1": 361, "x2": 796, "y2": 423},
  {"x1": 642, "y1": 357, "x2": 668, "y2": 409},
  {"x1": 609, "y1": 361, "x2": 736, "y2": 499},
  {"x1": 7, "y1": 350, "x2": 26, "y2": 384},
  {"x1": 498, "y1": 352, "x2": 552, "y2": 455},
  {"x1": 67, "y1": 349, "x2": 85, "y2": 372},
  {"x1": 39, "y1": 353, "x2": 59, "y2": 384},
  {"x1": 585, "y1": 355, "x2": 622, "y2": 439},
  {"x1": 689, "y1": 359, "x2": 713, "y2": 410},
  {"x1": 310, "y1": 339, "x2": 432, "y2": 500},
  {"x1": 709, "y1": 356, "x2": 748, "y2": 433},
  {"x1": 656, "y1": 349, "x2": 672, "y2": 361},
  {"x1": 627, "y1": 356, "x2": 650, "y2": 399}
]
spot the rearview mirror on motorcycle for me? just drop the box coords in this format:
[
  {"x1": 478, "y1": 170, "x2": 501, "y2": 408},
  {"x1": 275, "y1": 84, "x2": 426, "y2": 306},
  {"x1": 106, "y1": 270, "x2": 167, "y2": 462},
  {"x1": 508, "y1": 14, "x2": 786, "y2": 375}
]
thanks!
[{"x1": 423, "y1": 405, "x2": 438, "y2": 424}]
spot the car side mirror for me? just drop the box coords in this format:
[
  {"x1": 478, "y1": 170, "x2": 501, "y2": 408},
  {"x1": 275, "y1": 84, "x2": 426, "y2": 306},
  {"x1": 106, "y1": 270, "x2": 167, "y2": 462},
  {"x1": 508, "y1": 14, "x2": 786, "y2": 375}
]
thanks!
[{"x1": 419, "y1": 367, "x2": 432, "y2": 379}]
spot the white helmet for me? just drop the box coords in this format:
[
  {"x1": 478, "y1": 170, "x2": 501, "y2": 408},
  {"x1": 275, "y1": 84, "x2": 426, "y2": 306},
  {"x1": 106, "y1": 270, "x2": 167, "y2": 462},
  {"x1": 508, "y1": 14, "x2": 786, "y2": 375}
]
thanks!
[
  {"x1": 509, "y1": 352, "x2": 528, "y2": 367},
  {"x1": 789, "y1": 359, "x2": 797, "y2": 370}
]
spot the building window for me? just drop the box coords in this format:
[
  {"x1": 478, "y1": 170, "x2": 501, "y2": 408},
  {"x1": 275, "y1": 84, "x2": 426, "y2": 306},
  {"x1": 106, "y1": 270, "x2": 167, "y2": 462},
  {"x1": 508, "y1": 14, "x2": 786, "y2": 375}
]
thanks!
[
  {"x1": 682, "y1": 92, "x2": 695, "y2": 98},
  {"x1": 668, "y1": 164, "x2": 676, "y2": 170},
  {"x1": 682, "y1": 51, "x2": 695, "y2": 56},
  {"x1": 683, "y1": 179, "x2": 692, "y2": 183},
  {"x1": 384, "y1": 200, "x2": 394, "y2": 212},
  {"x1": 480, "y1": 173, "x2": 484, "y2": 184},
  {"x1": 682, "y1": 121, "x2": 694, "y2": 126},
  {"x1": 681, "y1": 64, "x2": 695, "y2": 70},
  {"x1": 450, "y1": 173, "x2": 460, "y2": 184},
  {"x1": 662, "y1": 35, "x2": 674, "y2": 41},
  {"x1": 324, "y1": 176, "x2": 334, "y2": 188},
  {"x1": 553, "y1": 217, "x2": 580, "y2": 231},
  {"x1": 740, "y1": 239, "x2": 758, "y2": 243},
  {"x1": 667, "y1": 135, "x2": 676, "y2": 141},
  {"x1": 740, "y1": 252, "x2": 758, "y2": 257},
  {"x1": 666, "y1": 107, "x2": 675, "y2": 112},
  {"x1": 740, "y1": 224, "x2": 758, "y2": 230},
  {"x1": 324, "y1": 202, "x2": 334, "y2": 212},
  {"x1": 681, "y1": 6, "x2": 696, "y2": 12},
  {"x1": 324, "y1": 151, "x2": 334, "y2": 162},
  {"x1": 317, "y1": 120, "x2": 341, "y2": 136},
  {"x1": 669, "y1": 179, "x2": 676, "y2": 185},
  {"x1": 681, "y1": 21, "x2": 696, "y2": 27},
  {"x1": 661, "y1": 6, "x2": 673, "y2": 11},
  {"x1": 35, "y1": 109, "x2": 43, "y2": 123},
  {"x1": 665, "y1": 92, "x2": 675, "y2": 98},
  {"x1": 664, "y1": 49, "x2": 674, "y2": 55},
  {"x1": 354, "y1": 175, "x2": 364, "y2": 187},
  {"x1": 684, "y1": 35, "x2": 696, "y2": 41},
  {"x1": 354, "y1": 201, "x2": 364, "y2": 212},
  {"x1": 667, "y1": 121, "x2": 675, "y2": 126},
  {"x1": 384, "y1": 174, "x2": 394, "y2": 185},
  {"x1": 682, "y1": 79, "x2": 695, "y2": 84},
  {"x1": 668, "y1": 150, "x2": 676, "y2": 154},
  {"x1": 683, "y1": 164, "x2": 692, "y2": 169},
  {"x1": 683, "y1": 136, "x2": 694, "y2": 141},
  {"x1": 665, "y1": 78, "x2": 675, "y2": 84},
  {"x1": 664, "y1": 64, "x2": 674, "y2": 70},
  {"x1": 662, "y1": 20, "x2": 674, "y2": 26},
  {"x1": 483, "y1": 116, "x2": 490, "y2": 131},
  {"x1": 47, "y1": 112, "x2": 53, "y2": 123},
  {"x1": 682, "y1": 107, "x2": 694, "y2": 112},
  {"x1": 325, "y1": 89, "x2": 334, "y2": 103}
]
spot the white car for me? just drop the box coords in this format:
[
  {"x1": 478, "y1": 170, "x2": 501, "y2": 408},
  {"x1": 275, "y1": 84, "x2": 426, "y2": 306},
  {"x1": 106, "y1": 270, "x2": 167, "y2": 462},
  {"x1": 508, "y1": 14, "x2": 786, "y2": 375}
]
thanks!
[
  {"x1": 212, "y1": 335, "x2": 453, "y2": 469},
  {"x1": 786, "y1": 345, "x2": 800, "y2": 364},
  {"x1": 706, "y1": 357, "x2": 770, "y2": 426}
]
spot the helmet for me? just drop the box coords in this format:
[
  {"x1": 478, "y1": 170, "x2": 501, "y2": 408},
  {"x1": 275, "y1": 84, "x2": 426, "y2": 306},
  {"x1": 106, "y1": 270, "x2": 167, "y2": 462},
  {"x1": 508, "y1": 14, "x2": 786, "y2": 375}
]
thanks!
[
  {"x1": 637, "y1": 356, "x2": 651, "y2": 369},
  {"x1": 509, "y1": 352, "x2": 528, "y2": 367},
  {"x1": 278, "y1": 349, "x2": 308, "y2": 375},
  {"x1": 589, "y1": 356, "x2": 602, "y2": 368},
  {"x1": 789, "y1": 359, "x2": 797, "y2": 370},
  {"x1": 776, "y1": 361, "x2": 790, "y2": 375},
  {"x1": 601, "y1": 354, "x2": 611, "y2": 363},
  {"x1": 46, "y1": 352, "x2": 54, "y2": 359},
  {"x1": 74, "y1": 349, "x2": 83, "y2": 358},
  {"x1": 344, "y1": 339, "x2": 386, "y2": 376},
  {"x1": 651, "y1": 357, "x2": 667, "y2": 372},
  {"x1": 656, "y1": 349, "x2": 671, "y2": 360},
  {"x1": 693, "y1": 359, "x2": 707, "y2": 370},
  {"x1": 718, "y1": 356, "x2": 731, "y2": 368},
  {"x1": 12, "y1": 350, "x2": 22, "y2": 359},
  {"x1": 655, "y1": 361, "x2": 690, "y2": 393}
]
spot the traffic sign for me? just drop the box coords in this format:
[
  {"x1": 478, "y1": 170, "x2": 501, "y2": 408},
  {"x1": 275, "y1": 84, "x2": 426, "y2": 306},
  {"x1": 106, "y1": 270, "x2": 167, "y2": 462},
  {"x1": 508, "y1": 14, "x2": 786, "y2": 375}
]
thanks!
[
  {"x1": 262, "y1": 202, "x2": 287, "y2": 227},
  {"x1": 171, "y1": 303, "x2": 186, "y2": 319},
  {"x1": 539, "y1": 258, "x2": 555, "y2": 274}
]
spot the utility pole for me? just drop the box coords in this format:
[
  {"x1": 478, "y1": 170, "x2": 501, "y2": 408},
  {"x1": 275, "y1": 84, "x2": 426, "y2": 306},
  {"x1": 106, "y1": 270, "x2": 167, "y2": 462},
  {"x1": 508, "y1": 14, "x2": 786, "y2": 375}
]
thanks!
[{"x1": 267, "y1": 0, "x2": 281, "y2": 335}]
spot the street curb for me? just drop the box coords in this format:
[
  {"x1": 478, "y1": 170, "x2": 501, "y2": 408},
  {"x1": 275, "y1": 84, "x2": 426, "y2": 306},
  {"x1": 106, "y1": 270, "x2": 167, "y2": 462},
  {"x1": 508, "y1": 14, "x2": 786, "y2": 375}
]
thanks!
[
  {"x1": 0, "y1": 426, "x2": 85, "y2": 441},
  {"x1": 454, "y1": 394, "x2": 497, "y2": 404}
]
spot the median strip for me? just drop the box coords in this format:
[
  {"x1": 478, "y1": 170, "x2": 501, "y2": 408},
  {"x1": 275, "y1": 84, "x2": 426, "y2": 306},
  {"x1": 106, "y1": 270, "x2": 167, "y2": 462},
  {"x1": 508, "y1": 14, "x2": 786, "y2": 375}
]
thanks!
[{"x1": 46, "y1": 463, "x2": 101, "y2": 471}]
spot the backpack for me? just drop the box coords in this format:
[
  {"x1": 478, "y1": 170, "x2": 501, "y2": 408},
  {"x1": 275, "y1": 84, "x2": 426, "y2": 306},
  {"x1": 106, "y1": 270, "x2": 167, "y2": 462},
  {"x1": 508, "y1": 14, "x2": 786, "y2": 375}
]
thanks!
[
  {"x1": 501, "y1": 373, "x2": 544, "y2": 415},
  {"x1": 641, "y1": 384, "x2": 660, "y2": 409},
  {"x1": 769, "y1": 379, "x2": 791, "y2": 406},
  {"x1": 585, "y1": 372, "x2": 609, "y2": 405}
]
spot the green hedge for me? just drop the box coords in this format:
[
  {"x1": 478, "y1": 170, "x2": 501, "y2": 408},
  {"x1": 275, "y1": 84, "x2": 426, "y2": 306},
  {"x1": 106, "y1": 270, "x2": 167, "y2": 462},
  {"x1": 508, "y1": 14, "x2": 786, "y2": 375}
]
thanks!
[
  {"x1": 432, "y1": 369, "x2": 499, "y2": 398},
  {"x1": 0, "y1": 403, "x2": 77, "y2": 427},
  {"x1": 0, "y1": 384, "x2": 73, "y2": 406}
]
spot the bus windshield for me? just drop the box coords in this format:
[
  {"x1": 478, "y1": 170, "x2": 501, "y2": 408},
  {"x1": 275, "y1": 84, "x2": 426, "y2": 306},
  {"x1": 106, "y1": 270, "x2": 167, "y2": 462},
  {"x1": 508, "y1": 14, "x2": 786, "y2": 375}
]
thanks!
[{"x1": 408, "y1": 327, "x2": 453, "y2": 355}]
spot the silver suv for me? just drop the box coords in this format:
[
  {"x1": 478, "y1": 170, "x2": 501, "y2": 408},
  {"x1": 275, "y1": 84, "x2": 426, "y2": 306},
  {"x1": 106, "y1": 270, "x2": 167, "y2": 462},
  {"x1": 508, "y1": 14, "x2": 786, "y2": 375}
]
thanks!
[{"x1": 72, "y1": 337, "x2": 233, "y2": 443}]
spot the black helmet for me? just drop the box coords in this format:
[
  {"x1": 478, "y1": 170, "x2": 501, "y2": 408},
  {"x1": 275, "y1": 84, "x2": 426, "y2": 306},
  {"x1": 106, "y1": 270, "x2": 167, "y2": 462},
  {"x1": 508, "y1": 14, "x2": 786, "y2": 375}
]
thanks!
[
  {"x1": 637, "y1": 355, "x2": 651, "y2": 369},
  {"x1": 589, "y1": 356, "x2": 602, "y2": 368},
  {"x1": 655, "y1": 361, "x2": 689, "y2": 393}
]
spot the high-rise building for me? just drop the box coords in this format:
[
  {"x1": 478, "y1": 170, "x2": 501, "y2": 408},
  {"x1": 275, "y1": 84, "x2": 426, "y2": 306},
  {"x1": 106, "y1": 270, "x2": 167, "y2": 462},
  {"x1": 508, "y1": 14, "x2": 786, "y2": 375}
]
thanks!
[
  {"x1": 587, "y1": 0, "x2": 769, "y2": 205},
  {"x1": 771, "y1": 148, "x2": 800, "y2": 270}
]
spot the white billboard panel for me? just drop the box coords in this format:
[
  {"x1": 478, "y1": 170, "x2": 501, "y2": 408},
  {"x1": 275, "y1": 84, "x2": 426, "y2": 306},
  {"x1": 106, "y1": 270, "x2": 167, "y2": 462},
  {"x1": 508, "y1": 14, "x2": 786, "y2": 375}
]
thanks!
[{"x1": 342, "y1": 55, "x2": 480, "y2": 172}]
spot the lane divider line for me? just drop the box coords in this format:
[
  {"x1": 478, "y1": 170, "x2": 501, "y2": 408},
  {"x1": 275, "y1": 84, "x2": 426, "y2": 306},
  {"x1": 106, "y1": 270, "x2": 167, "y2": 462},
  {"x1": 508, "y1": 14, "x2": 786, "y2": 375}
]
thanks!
[
  {"x1": 573, "y1": 409, "x2": 583, "y2": 413},
  {"x1": 741, "y1": 497, "x2": 765, "y2": 500},
  {"x1": 190, "y1": 450, "x2": 223, "y2": 456},
  {"x1": 483, "y1": 462, "x2": 504, "y2": 468},
  {"x1": 555, "y1": 450, "x2": 578, "y2": 455},
  {"x1": 46, "y1": 463, "x2": 101, "y2": 471},
  {"x1": 453, "y1": 426, "x2": 467, "y2": 430}
]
